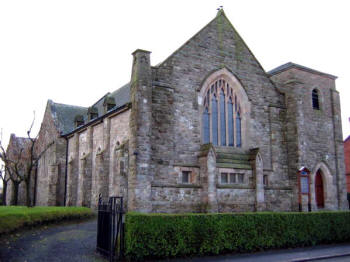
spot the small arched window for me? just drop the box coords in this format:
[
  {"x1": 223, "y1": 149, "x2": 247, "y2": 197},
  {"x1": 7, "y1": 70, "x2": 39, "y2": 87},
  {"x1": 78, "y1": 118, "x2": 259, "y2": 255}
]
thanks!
[
  {"x1": 202, "y1": 78, "x2": 243, "y2": 147},
  {"x1": 312, "y1": 89, "x2": 320, "y2": 110}
]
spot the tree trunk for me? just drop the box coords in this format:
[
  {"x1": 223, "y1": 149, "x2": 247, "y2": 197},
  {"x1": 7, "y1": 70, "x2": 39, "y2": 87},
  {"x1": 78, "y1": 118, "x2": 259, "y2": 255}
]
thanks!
[
  {"x1": 12, "y1": 182, "x2": 19, "y2": 206},
  {"x1": 2, "y1": 181, "x2": 7, "y2": 205},
  {"x1": 25, "y1": 178, "x2": 32, "y2": 207}
]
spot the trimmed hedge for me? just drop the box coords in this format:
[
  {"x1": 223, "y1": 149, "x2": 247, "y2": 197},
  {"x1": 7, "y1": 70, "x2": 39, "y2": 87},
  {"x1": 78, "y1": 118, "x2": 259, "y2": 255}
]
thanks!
[
  {"x1": 0, "y1": 206, "x2": 93, "y2": 234},
  {"x1": 125, "y1": 211, "x2": 350, "y2": 260}
]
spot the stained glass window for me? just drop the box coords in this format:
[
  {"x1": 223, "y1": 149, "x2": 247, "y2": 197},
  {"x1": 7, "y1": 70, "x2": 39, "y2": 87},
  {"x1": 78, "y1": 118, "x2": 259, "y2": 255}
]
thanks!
[
  {"x1": 220, "y1": 89, "x2": 226, "y2": 146},
  {"x1": 228, "y1": 97, "x2": 234, "y2": 146},
  {"x1": 202, "y1": 78, "x2": 243, "y2": 148},
  {"x1": 202, "y1": 107, "x2": 210, "y2": 144},
  {"x1": 236, "y1": 111, "x2": 241, "y2": 147},
  {"x1": 212, "y1": 95, "x2": 218, "y2": 145}
]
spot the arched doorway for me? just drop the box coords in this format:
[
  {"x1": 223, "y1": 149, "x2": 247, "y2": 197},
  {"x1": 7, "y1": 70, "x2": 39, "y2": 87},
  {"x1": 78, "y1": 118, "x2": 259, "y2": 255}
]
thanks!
[{"x1": 315, "y1": 170, "x2": 325, "y2": 208}]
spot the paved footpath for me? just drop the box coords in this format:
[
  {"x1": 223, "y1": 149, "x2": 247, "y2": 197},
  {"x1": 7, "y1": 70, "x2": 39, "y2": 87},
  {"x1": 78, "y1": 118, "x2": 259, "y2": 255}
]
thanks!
[
  {"x1": 172, "y1": 244, "x2": 350, "y2": 262},
  {"x1": 0, "y1": 218, "x2": 105, "y2": 262},
  {"x1": 1, "y1": 218, "x2": 350, "y2": 262}
]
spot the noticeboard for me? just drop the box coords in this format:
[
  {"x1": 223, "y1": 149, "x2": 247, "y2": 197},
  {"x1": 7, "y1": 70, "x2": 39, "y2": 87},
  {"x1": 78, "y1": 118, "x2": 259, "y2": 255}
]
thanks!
[{"x1": 300, "y1": 176, "x2": 309, "y2": 194}]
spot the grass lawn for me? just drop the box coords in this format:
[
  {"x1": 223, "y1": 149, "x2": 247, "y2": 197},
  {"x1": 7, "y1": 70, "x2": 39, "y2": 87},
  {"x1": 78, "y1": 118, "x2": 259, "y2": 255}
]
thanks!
[{"x1": 0, "y1": 206, "x2": 93, "y2": 235}]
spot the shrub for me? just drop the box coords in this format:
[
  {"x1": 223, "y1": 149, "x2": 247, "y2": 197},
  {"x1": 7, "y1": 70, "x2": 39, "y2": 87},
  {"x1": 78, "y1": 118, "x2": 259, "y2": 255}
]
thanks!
[
  {"x1": 0, "y1": 206, "x2": 93, "y2": 234},
  {"x1": 125, "y1": 211, "x2": 350, "y2": 261}
]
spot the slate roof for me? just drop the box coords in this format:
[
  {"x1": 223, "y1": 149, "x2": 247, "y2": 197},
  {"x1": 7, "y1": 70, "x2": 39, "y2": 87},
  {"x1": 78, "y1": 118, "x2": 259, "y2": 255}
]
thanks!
[
  {"x1": 90, "y1": 83, "x2": 130, "y2": 116},
  {"x1": 109, "y1": 83, "x2": 130, "y2": 109},
  {"x1": 49, "y1": 101, "x2": 88, "y2": 135},
  {"x1": 90, "y1": 93, "x2": 109, "y2": 117},
  {"x1": 268, "y1": 62, "x2": 337, "y2": 80},
  {"x1": 48, "y1": 83, "x2": 131, "y2": 136}
]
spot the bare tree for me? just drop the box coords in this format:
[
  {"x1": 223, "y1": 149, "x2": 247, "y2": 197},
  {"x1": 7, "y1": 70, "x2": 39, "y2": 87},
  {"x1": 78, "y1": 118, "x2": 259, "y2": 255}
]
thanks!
[
  {"x1": 24, "y1": 115, "x2": 38, "y2": 207},
  {"x1": 0, "y1": 165, "x2": 10, "y2": 205},
  {"x1": 0, "y1": 143, "x2": 25, "y2": 205},
  {"x1": 0, "y1": 113, "x2": 38, "y2": 207}
]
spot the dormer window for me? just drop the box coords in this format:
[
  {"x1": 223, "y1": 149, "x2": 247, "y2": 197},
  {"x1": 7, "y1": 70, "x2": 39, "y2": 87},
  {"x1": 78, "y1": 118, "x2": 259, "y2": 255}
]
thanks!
[
  {"x1": 88, "y1": 107, "x2": 98, "y2": 120},
  {"x1": 74, "y1": 115, "x2": 84, "y2": 127},
  {"x1": 312, "y1": 89, "x2": 320, "y2": 110},
  {"x1": 104, "y1": 96, "x2": 116, "y2": 112}
]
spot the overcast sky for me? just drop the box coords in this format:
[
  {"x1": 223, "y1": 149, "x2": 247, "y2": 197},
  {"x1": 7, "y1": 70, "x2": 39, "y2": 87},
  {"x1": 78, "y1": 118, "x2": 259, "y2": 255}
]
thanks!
[{"x1": 1, "y1": 0, "x2": 349, "y2": 148}]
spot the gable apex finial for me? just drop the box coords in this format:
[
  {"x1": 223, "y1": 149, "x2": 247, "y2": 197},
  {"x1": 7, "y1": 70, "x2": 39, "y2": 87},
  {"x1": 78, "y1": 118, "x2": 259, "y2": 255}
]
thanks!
[{"x1": 216, "y1": 6, "x2": 224, "y2": 15}]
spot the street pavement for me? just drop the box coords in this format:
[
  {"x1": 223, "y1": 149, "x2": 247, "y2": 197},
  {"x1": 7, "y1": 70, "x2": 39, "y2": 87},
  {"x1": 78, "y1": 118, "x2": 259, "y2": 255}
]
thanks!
[{"x1": 172, "y1": 243, "x2": 350, "y2": 262}]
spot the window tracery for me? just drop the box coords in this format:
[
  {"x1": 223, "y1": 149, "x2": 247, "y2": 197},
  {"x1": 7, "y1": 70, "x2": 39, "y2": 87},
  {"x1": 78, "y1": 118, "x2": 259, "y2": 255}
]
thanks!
[{"x1": 202, "y1": 78, "x2": 242, "y2": 147}]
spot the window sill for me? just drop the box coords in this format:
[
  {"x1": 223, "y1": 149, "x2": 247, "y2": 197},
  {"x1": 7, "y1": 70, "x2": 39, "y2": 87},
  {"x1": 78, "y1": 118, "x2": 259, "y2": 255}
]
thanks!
[
  {"x1": 264, "y1": 186, "x2": 292, "y2": 190},
  {"x1": 151, "y1": 183, "x2": 202, "y2": 189},
  {"x1": 217, "y1": 184, "x2": 253, "y2": 189}
]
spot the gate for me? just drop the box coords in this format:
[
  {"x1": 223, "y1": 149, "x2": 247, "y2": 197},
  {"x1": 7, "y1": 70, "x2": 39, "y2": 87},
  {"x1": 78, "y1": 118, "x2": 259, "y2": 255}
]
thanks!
[{"x1": 96, "y1": 195, "x2": 125, "y2": 262}]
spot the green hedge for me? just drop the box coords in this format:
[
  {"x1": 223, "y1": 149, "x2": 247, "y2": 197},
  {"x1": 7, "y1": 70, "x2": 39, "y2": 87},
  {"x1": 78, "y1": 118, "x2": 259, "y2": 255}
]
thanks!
[
  {"x1": 0, "y1": 206, "x2": 93, "y2": 234},
  {"x1": 125, "y1": 211, "x2": 350, "y2": 260}
]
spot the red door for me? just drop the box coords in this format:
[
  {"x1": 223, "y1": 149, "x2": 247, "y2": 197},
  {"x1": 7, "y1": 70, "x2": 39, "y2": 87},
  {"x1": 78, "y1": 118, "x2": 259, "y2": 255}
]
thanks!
[{"x1": 315, "y1": 170, "x2": 324, "y2": 208}]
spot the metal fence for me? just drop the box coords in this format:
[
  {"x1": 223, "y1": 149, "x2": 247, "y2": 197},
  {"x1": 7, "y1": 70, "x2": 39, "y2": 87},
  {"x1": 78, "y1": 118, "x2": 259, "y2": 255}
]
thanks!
[{"x1": 96, "y1": 196, "x2": 125, "y2": 262}]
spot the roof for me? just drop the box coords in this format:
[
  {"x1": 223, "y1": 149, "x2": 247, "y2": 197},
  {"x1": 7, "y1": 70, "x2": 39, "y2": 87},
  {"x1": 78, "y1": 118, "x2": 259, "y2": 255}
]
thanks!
[
  {"x1": 88, "y1": 83, "x2": 130, "y2": 117},
  {"x1": 109, "y1": 83, "x2": 130, "y2": 109},
  {"x1": 345, "y1": 135, "x2": 350, "y2": 143},
  {"x1": 48, "y1": 82, "x2": 131, "y2": 136},
  {"x1": 7, "y1": 134, "x2": 33, "y2": 160},
  {"x1": 268, "y1": 62, "x2": 337, "y2": 80},
  {"x1": 90, "y1": 93, "x2": 110, "y2": 116},
  {"x1": 156, "y1": 9, "x2": 233, "y2": 68},
  {"x1": 50, "y1": 101, "x2": 88, "y2": 135}
]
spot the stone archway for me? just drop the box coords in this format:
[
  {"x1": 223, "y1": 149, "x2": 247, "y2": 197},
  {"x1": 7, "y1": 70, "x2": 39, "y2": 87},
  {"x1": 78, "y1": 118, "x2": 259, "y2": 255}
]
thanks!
[
  {"x1": 198, "y1": 67, "x2": 251, "y2": 149},
  {"x1": 310, "y1": 162, "x2": 337, "y2": 210}
]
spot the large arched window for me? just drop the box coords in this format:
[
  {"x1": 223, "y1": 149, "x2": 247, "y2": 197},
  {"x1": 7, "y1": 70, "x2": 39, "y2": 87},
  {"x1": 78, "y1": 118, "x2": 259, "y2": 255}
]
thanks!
[{"x1": 202, "y1": 78, "x2": 243, "y2": 147}]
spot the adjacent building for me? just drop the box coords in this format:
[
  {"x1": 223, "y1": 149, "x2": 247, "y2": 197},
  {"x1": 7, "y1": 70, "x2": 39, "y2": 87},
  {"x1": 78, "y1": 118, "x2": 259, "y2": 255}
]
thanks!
[{"x1": 344, "y1": 134, "x2": 350, "y2": 194}]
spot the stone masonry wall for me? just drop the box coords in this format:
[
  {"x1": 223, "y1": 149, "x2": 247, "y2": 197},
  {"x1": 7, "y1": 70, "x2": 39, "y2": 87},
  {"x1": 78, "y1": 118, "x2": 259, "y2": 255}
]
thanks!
[
  {"x1": 66, "y1": 109, "x2": 130, "y2": 208},
  {"x1": 270, "y1": 68, "x2": 347, "y2": 210},
  {"x1": 147, "y1": 11, "x2": 291, "y2": 212},
  {"x1": 35, "y1": 102, "x2": 66, "y2": 206},
  {"x1": 109, "y1": 110, "x2": 130, "y2": 205}
]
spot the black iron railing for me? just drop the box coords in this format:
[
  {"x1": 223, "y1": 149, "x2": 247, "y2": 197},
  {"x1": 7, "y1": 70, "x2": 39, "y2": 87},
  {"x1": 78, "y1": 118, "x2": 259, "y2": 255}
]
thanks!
[{"x1": 96, "y1": 195, "x2": 124, "y2": 262}]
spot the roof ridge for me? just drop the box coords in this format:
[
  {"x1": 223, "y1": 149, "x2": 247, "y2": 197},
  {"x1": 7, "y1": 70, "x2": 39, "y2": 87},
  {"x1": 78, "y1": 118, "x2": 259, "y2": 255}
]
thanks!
[{"x1": 52, "y1": 101, "x2": 87, "y2": 109}]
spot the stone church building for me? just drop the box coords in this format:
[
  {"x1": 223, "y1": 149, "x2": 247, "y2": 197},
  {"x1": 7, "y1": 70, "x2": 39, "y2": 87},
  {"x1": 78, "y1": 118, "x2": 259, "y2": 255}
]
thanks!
[{"x1": 7, "y1": 10, "x2": 347, "y2": 212}]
